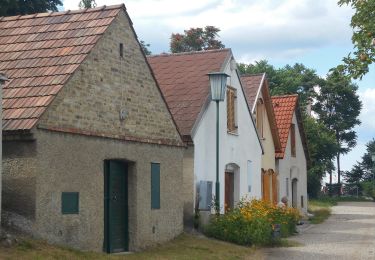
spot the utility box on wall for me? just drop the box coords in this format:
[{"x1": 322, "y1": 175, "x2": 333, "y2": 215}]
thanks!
[{"x1": 198, "y1": 181, "x2": 212, "y2": 211}]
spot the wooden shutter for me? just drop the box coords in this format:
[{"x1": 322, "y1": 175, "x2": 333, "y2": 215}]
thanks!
[
  {"x1": 227, "y1": 88, "x2": 236, "y2": 132},
  {"x1": 256, "y1": 100, "x2": 263, "y2": 137},
  {"x1": 291, "y1": 123, "x2": 296, "y2": 157},
  {"x1": 151, "y1": 163, "x2": 160, "y2": 209},
  {"x1": 272, "y1": 171, "x2": 278, "y2": 205},
  {"x1": 61, "y1": 192, "x2": 79, "y2": 214},
  {"x1": 262, "y1": 170, "x2": 271, "y2": 203}
]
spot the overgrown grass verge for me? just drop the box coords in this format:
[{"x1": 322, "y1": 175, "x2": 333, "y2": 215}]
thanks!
[
  {"x1": 308, "y1": 196, "x2": 372, "y2": 224},
  {"x1": 308, "y1": 198, "x2": 335, "y2": 224},
  {"x1": 0, "y1": 233, "x2": 262, "y2": 260}
]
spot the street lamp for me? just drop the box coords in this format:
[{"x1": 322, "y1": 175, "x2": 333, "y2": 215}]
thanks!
[
  {"x1": 371, "y1": 152, "x2": 375, "y2": 190},
  {"x1": 208, "y1": 72, "x2": 229, "y2": 214}
]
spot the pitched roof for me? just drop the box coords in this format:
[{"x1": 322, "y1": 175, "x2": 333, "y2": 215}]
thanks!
[
  {"x1": 241, "y1": 73, "x2": 264, "y2": 110},
  {"x1": 147, "y1": 49, "x2": 231, "y2": 137},
  {"x1": 1, "y1": 5, "x2": 124, "y2": 131},
  {"x1": 241, "y1": 74, "x2": 281, "y2": 152},
  {"x1": 271, "y1": 94, "x2": 310, "y2": 160}
]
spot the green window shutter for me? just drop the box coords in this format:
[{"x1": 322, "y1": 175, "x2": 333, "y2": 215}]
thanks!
[
  {"x1": 62, "y1": 192, "x2": 79, "y2": 214},
  {"x1": 151, "y1": 163, "x2": 160, "y2": 209}
]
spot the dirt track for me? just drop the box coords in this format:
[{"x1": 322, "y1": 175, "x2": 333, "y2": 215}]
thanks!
[{"x1": 262, "y1": 202, "x2": 375, "y2": 260}]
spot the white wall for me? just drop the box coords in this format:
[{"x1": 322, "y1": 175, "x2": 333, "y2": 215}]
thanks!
[
  {"x1": 192, "y1": 58, "x2": 263, "y2": 214},
  {"x1": 276, "y1": 112, "x2": 308, "y2": 214}
]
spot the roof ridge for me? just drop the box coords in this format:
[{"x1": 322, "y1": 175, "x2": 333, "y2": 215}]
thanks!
[
  {"x1": 0, "y1": 4, "x2": 125, "y2": 21},
  {"x1": 147, "y1": 48, "x2": 231, "y2": 58},
  {"x1": 271, "y1": 93, "x2": 299, "y2": 99},
  {"x1": 240, "y1": 73, "x2": 265, "y2": 77}
]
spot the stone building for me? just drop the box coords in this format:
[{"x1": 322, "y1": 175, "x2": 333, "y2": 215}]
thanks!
[{"x1": 1, "y1": 5, "x2": 184, "y2": 252}]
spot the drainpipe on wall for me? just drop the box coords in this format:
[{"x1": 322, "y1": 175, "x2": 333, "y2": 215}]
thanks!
[{"x1": 0, "y1": 73, "x2": 8, "y2": 228}]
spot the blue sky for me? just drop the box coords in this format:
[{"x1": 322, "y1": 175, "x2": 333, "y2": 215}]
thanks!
[{"x1": 63, "y1": 0, "x2": 375, "y2": 179}]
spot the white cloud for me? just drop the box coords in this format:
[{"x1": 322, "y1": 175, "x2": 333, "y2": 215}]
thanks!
[
  {"x1": 63, "y1": 0, "x2": 354, "y2": 60},
  {"x1": 359, "y1": 88, "x2": 375, "y2": 131}
]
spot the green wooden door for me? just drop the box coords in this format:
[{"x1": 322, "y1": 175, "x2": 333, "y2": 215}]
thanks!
[{"x1": 104, "y1": 160, "x2": 129, "y2": 253}]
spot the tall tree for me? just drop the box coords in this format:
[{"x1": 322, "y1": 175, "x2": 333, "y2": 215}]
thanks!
[
  {"x1": 338, "y1": 0, "x2": 375, "y2": 79},
  {"x1": 359, "y1": 139, "x2": 375, "y2": 182},
  {"x1": 0, "y1": 0, "x2": 62, "y2": 16},
  {"x1": 314, "y1": 69, "x2": 362, "y2": 190},
  {"x1": 304, "y1": 116, "x2": 339, "y2": 197},
  {"x1": 79, "y1": 0, "x2": 97, "y2": 9},
  {"x1": 170, "y1": 26, "x2": 225, "y2": 53}
]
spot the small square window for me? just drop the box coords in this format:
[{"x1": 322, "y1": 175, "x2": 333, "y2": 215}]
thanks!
[{"x1": 62, "y1": 192, "x2": 79, "y2": 214}]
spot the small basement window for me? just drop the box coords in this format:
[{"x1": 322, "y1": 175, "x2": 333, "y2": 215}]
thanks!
[
  {"x1": 119, "y1": 43, "x2": 124, "y2": 58},
  {"x1": 61, "y1": 192, "x2": 79, "y2": 214}
]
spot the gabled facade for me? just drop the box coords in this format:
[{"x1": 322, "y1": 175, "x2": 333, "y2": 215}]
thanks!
[
  {"x1": 242, "y1": 74, "x2": 281, "y2": 204},
  {"x1": 1, "y1": 5, "x2": 184, "y2": 252},
  {"x1": 148, "y1": 50, "x2": 263, "y2": 224},
  {"x1": 272, "y1": 95, "x2": 309, "y2": 213}
]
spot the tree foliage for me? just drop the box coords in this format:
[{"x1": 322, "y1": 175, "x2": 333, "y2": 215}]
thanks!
[
  {"x1": 140, "y1": 40, "x2": 152, "y2": 55},
  {"x1": 170, "y1": 26, "x2": 225, "y2": 53},
  {"x1": 345, "y1": 139, "x2": 375, "y2": 184},
  {"x1": 304, "y1": 115, "x2": 339, "y2": 197},
  {"x1": 338, "y1": 0, "x2": 375, "y2": 79},
  {"x1": 314, "y1": 69, "x2": 362, "y2": 185},
  {"x1": 238, "y1": 61, "x2": 323, "y2": 109},
  {"x1": 0, "y1": 0, "x2": 62, "y2": 16},
  {"x1": 79, "y1": 0, "x2": 97, "y2": 9}
]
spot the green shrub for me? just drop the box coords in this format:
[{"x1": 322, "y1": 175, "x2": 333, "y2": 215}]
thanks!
[{"x1": 204, "y1": 199, "x2": 300, "y2": 246}]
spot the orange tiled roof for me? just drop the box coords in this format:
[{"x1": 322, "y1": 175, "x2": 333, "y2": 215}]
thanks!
[
  {"x1": 1, "y1": 5, "x2": 124, "y2": 131},
  {"x1": 147, "y1": 49, "x2": 231, "y2": 137},
  {"x1": 241, "y1": 73, "x2": 264, "y2": 110},
  {"x1": 271, "y1": 94, "x2": 298, "y2": 158}
]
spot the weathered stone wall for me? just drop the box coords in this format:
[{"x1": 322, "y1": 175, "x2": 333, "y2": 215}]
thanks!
[
  {"x1": 182, "y1": 145, "x2": 194, "y2": 227},
  {"x1": 3, "y1": 129, "x2": 183, "y2": 251},
  {"x1": 38, "y1": 10, "x2": 181, "y2": 145},
  {"x1": 2, "y1": 140, "x2": 37, "y2": 220}
]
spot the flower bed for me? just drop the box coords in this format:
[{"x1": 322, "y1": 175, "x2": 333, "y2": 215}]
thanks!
[{"x1": 204, "y1": 198, "x2": 301, "y2": 246}]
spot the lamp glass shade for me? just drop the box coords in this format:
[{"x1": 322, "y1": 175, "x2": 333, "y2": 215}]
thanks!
[{"x1": 208, "y1": 72, "x2": 229, "y2": 101}]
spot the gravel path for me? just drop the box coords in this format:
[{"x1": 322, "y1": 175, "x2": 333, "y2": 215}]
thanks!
[{"x1": 262, "y1": 202, "x2": 375, "y2": 260}]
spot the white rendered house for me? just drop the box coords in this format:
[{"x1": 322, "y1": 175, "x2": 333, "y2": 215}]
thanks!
[
  {"x1": 148, "y1": 49, "x2": 263, "y2": 224},
  {"x1": 272, "y1": 95, "x2": 309, "y2": 213}
]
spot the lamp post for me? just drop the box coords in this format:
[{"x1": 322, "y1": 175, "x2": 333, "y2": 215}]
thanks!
[
  {"x1": 371, "y1": 152, "x2": 375, "y2": 191},
  {"x1": 208, "y1": 72, "x2": 229, "y2": 214}
]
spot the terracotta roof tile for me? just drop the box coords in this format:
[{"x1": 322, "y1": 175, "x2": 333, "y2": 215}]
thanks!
[
  {"x1": 271, "y1": 94, "x2": 298, "y2": 158},
  {"x1": 147, "y1": 49, "x2": 230, "y2": 136},
  {"x1": 1, "y1": 5, "x2": 123, "y2": 131}
]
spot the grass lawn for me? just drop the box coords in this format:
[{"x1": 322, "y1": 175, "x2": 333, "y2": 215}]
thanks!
[{"x1": 0, "y1": 233, "x2": 263, "y2": 260}]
